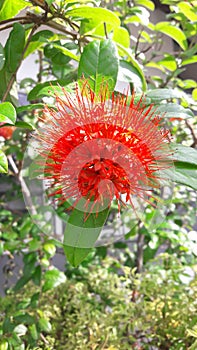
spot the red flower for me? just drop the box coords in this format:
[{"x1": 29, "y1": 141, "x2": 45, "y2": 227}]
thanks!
[
  {"x1": 0, "y1": 124, "x2": 15, "y2": 139},
  {"x1": 36, "y1": 83, "x2": 172, "y2": 215}
]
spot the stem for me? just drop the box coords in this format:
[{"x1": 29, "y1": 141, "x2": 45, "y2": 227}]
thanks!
[
  {"x1": 136, "y1": 230, "x2": 144, "y2": 273},
  {"x1": 7, "y1": 155, "x2": 37, "y2": 217}
]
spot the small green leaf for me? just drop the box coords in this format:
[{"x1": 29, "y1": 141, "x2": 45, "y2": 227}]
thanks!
[
  {"x1": 155, "y1": 22, "x2": 188, "y2": 50},
  {"x1": 32, "y1": 265, "x2": 42, "y2": 286},
  {"x1": 78, "y1": 39, "x2": 119, "y2": 94},
  {"x1": 0, "y1": 0, "x2": 28, "y2": 21},
  {"x1": 38, "y1": 318, "x2": 52, "y2": 333},
  {"x1": 13, "y1": 274, "x2": 32, "y2": 292},
  {"x1": 192, "y1": 88, "x2": 197, "y2": 101},
  {"x1": 182, "y1": 55, "x2": 197, "y2": 66},
  {"x1": 45, "y1": 0, "x2": 54, "y2": 5},
  {"x1": 43, "y1": 269, "x2": 66, "y2": 292},
  {"x1": 157, "y1": 55, "x2": 177, "y2": 71},
  {"x1": 5, "y1": 23, "x2": 25, "y2": 73},
  {"x1": 0, "y1": 150, "x2": 8, "y2": 173},
  {"x1": 0, "y1": 341, "x2": 8, "y2": 350},
  {"x1": 49, "y1": 43, "x2": 79, "y2": 61},
  {"x1": 0, "y1": 102, "x2": 16, "y2": 124},
  {"x1": 14, "y1": 325, "x2": 27, "y2": 336},
  {"x1": 177, "y1": 2, "x2": 197, "y2": 22},
  {"x1": 43, "y1": 242, "x2": 56, "y2": 256},
  {"x1": 15, "y1": 121, "x2": 35, "y2": 130},
  {"x1": 16, "y1": 103, "x2": 44, "y2": 113},
  {"x1": 135, "y1": 0, "x2": 155, "y2": 10},
  {"x1": 0, "y1": 43, "x2": 5, "y2": 71},
  {"x1": 29, "y1": 324, "x2": 38, "y2": 340}
]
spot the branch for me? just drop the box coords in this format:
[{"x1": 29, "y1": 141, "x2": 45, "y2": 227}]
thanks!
[
  {"x1": 46, "y1": 20, "x2": 79, "y2": 39},
  {"x1": 136, "y1": 229, "x2": 144, "y2": 273},
  {"x1": 0, "y1": 16, "x2": 28, "y2": 26},
  {"x1": 7, "y1": 155, "x2": 37, "y2": 217}
]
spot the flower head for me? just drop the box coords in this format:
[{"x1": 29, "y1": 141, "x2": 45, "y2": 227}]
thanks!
[{"x1": 36, "y1": 82, "x2": 171, "y2": 215}]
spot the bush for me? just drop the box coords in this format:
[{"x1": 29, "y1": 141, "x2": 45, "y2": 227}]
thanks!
[{"x1": 0, "y1": 254, "x2": 196, "y2": 349}]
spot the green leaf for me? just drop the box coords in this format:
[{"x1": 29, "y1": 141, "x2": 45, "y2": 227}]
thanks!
[
  {"x1": 38, "y1": 318, "x2": 52, "y2": 333},
  {"x1": 27, "y1": 71, "x2": 77, "y2": 100},
  {"x1": 0, "y1": 43, "x2": 5, "y2": 71},
  {"x1": 135, "y1": 0, "x2": 155, "y2": 10},
  {"x1": 14, "y1": 121, "x2": 35, "y2": 130},
  {"x1": 171, "y1": 144, "x2": 197, "y2": 166},
  {"x1": 156, "y1": 103, "x2": 194, "y2": 119},
  {"x1": 177, "y1": 2, "x2": 197, "y2": 22},
  {"x1": 0, "y1": 342, "x2": 8, "y2": 350},
  {"x1": 42, "y1": 269, "x2": 66, "y2": 292},
  {"x1": 13, "y1": 274, "x2": 32, "y2": 292},
  {"x1": 14, "y1": 325, "x2": 27, "y2": 336},
  {"x1": 4, "y1": 23, "x2": 25, "y2": 73},
  {"x1": 0, "y1": 102, "x2": 16, "y2": 124},
  {"x1": 192, "y1": 88, "x2": 197, "y2": 101},
  {"x1": 116, "y1": 45, "x2": 147, "y2": 91},
  {"x1": 50, "y1": 43, "x2": 79, "y2": 61},
  {"x1": 182, "y1": 55, "x2": 197, "y2": 66},
  {"x1": 32, "y1": 265, "x2": 42, "y2": 286},
  {"x1": 155, "y1": 22, "x2": 188, "y2": 50},
  {"x1": 0, "y1": 150, "x2": 8, "y2": 173},
  {"x1": 0, "y1": 0, "x2": 28, "y2": 21},
  {"x1": 162, "y1": 166, "x2": 197, "y2": 190},
  {"x1": 24, "y1": 30, "x2": 54, "y2": 57},
  {"x1": 118, "y1": 60, "x2": 143, "y2": 89},
  {"x1": 45, "y1": 0, "x2": 54, "y2": 5},
  {"x1": 160, "y1": 144, "x2": 197, "y2": 190},
  {"x1": 112, "y1": 27, "x2": 130, "y2": 48},
  {"x1": 78, "y1": 39, "x2": 119, "y2": 94},
  {"x1": 67, "y1": 6, "x2": 120, "y2": 28},
  {"x1": 29, "y1": 324, "x2": 38, "y2": 341},
  {"x1": 157, "y1": 55, "x2": 177, "y2": 71},
  {"x1": 43, "y1": 242, "x2": 56, "y2": 256},
  {"x1": 63, "y1": 204, "x2": 109, "y2": 266},
  {"x1": 146, "y1": 88, "x2": 182, "y2": 102},
  {"x1": 16, "y1": 103, "x2": 44, "y2": 113}
]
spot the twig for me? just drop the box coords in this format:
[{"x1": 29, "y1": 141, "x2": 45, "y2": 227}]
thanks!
[
  {"x1": 40, "y1": 333, "x2": 49, "y2": 344},
  {"x1": 136, "y1": 227, "x2": 144, "y2": 273},
  {"x1": 134, "y1": 28, "x2": 143, "y2": 59},
  {"x1": 0, "y1": 16, "x2": 28, "y2": 26},
  {"x1": 0, "y1": 22, "x2": 29, "y2": 32},
  {"x1": 37, "y1": 50, "x2": 43, "y2": 83},
  {"x1": 104, "y1": 22, "x2": 108, "y2": 39},
  {"x1": 7, "y1": 155, "x2": 37, "y2": 217},
  {"x1": 46, "y1": 20, "x2": 79, "y2": 38}
]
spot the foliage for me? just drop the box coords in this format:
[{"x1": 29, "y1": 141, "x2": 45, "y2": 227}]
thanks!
[
  {"x1": 0, "y1": 0, "x2": 196, "y2": 348},
  {"x1": 0, "y1": 255, "x2": 197, "y2": 349}
]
